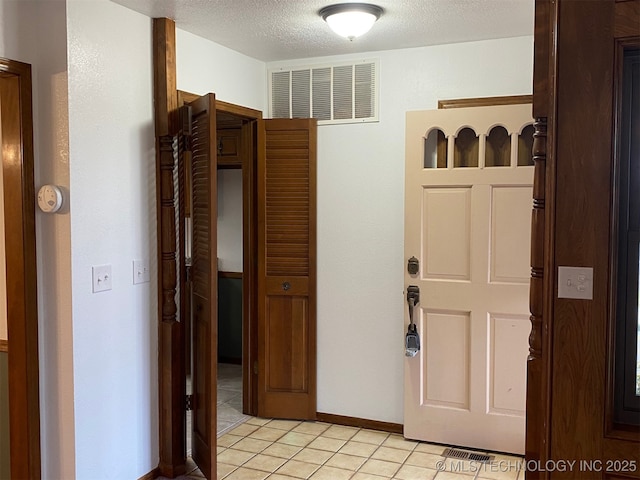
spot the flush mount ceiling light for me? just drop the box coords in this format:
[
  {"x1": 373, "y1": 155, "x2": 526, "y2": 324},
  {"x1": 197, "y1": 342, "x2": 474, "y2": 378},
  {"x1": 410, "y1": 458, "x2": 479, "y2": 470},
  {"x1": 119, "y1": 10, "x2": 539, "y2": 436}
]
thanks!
[{"x1": 319, "y1": 3, "x2": 383, "y2": 41}]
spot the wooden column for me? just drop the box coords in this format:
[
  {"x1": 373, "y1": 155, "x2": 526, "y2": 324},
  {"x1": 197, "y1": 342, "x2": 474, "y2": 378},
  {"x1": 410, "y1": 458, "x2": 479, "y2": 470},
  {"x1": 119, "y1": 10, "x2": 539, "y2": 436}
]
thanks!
[
  {"x1": 525, "y1": 0, "x2": 557, "y2": 477},
  {"x1": 153, "y1": 18, "x2": 185, "y2": 477}
]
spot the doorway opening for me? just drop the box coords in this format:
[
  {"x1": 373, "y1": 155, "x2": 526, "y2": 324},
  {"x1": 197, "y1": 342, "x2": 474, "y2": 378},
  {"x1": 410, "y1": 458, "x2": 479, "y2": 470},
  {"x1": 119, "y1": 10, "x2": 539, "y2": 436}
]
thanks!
[{"x1": 178, "y1": 91, "x2": 262, "y2": 458}]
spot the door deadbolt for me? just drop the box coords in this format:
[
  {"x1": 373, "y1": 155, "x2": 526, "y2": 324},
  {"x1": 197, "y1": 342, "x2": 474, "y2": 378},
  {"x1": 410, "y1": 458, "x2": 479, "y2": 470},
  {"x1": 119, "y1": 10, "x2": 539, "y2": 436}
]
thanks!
[{"x1": 407, "y1": 256, "x2": 419, "y2": 275}]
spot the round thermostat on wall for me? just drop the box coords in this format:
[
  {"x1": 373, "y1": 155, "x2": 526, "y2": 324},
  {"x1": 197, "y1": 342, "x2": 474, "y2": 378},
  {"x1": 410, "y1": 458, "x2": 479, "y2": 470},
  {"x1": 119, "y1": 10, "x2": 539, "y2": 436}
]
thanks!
[{"x1": 37, "y1": 185, "x2": 63, "y2": 213}]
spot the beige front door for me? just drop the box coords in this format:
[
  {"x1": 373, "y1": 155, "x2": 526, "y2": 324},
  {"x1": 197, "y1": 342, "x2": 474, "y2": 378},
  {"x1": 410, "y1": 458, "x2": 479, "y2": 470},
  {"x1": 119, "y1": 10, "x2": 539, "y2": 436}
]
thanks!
[{"x1": 404, "y1": 104, "x2": 534, "y2": 454}]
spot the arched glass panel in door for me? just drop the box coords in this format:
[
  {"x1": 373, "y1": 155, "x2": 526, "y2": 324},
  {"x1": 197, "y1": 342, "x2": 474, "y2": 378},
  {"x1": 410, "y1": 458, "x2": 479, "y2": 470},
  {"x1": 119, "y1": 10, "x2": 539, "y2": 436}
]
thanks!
[
  {"x1": 517, "y1": 124, "x2": 535, "y2": 166},
  {"x1": 423, "y1": 128, "x2": 447, "y2": 169},
  {"x1": 485, "y1": 125, "x2": 511, "y2": 167},
  {"x1": 454, "y1": 127, "x2": 478, "y2": 168}
]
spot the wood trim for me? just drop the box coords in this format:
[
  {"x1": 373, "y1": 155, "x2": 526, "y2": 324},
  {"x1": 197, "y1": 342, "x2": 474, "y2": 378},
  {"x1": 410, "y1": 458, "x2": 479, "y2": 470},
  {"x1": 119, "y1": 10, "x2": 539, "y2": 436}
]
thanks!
[
  {"x1": 438, "y1": 95, "x2": 532, "y2": 109},
  {"x1": 533, "y1": 0, "x2": 551, "y2": 118},
  {"x1": 179, "y1": 91, "x2": 263, "y2": 120},
  {"x1": 153, "y1": 19, "x2": 178, "y2": 137},
  {"x1": 152, "y1": 18, "x2": 186, "y2": 478},
  {"x1": 0, "y1": 57, "x2": 41, "y2": 480},
  {"x1": 179, "y1": 90, "x2": 263, "y2": 422},
  {"x1": 0, "y1": 340, "x2": 7, "y2": 353},
  {"x1": 615, "y1": 1, "x2": 640, "y2": 38},
  {"x1": 242, "y1": 119, "x2": 259, "y2": 417},
  {"x1": 525, "y1": 2, "x2": 558, "y2": 478},
  {"x1": 219, "y1": 271, "x2": 243, "y2": 279},
  {"x1": 316, "y1": 413, "x2": 403, "y2": 435},
  {"x1": 606, "y1": 37, "x2": 640, "y2": 441},
  {"x1": 137, "y1": 467, "x2": 159, "y2": 480},
  {"x1": 217, "y1": 100, "x2": 263, "y2": 120}
]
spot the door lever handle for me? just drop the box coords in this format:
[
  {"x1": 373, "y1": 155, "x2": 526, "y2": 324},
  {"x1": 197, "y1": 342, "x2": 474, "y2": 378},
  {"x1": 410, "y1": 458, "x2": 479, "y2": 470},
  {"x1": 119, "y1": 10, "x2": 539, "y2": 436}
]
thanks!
[
  {"x1": 407, "y1": 285, "x2": 419, "y2": 303},
  {"x1": 406, "y1": 286, "x2": 420, "y2": 357}
]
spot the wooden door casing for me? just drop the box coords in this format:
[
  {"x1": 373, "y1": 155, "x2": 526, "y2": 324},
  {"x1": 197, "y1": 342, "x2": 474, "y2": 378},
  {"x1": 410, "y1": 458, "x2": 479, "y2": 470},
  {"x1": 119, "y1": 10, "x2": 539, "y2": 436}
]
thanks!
[
  {"x1": 527, "y1": 1, "x2": 640, "y2": 478},
  {"x1": 0, "y1": 58, "x2": 41, "y2": 480},
  {"x1": 257, "y1": 118, "x2": 317, "y2": 420}
]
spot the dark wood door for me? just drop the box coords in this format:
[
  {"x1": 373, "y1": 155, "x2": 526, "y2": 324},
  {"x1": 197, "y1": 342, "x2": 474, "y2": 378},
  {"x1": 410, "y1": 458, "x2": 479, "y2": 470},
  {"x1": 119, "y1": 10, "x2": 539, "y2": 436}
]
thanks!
[
  {"x1": 527, "y1": 1, "x2": 640, "y2": 478},
  {"x1": 188, "y1": 93, "x2": 218, "y2": 480},
  {"x1": 257, "y1": 118, "x2": 317, "y2": 419}
]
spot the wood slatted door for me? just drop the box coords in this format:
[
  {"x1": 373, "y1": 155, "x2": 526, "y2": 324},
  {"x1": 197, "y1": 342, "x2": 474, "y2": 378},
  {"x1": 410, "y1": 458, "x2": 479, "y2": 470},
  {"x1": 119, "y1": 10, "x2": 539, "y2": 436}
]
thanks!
[
  {"x1": 188, "y1": 93, "x2": 218, "y2": 480},
  {"x1": 257, "y1": 118, "x2": 317, "y2": 419}
]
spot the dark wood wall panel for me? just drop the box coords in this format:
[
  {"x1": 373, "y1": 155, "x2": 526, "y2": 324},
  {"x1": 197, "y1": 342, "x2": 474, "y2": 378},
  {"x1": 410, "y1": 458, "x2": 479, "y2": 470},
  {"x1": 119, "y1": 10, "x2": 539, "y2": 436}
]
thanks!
[{"x1": 551, "y1": 1, "x2": 614, "y2": 471}]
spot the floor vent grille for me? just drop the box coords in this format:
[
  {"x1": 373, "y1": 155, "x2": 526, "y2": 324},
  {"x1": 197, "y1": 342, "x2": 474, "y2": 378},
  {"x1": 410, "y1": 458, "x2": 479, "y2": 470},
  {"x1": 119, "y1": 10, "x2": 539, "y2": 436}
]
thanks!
[{"x1": 441, "y1": 448, "x2": 493, "y2": 463}]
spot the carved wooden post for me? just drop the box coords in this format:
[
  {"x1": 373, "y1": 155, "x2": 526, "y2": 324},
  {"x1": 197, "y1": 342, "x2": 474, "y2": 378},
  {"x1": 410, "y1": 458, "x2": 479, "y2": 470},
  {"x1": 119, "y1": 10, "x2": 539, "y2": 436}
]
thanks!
[
  {"x1": 526, "y1": 117, "x2": 547, "y2": 479},
  {"x1": 153, "y1": 18, "x2": 186, "y2": 477},
  {"x1": 160, "y1": 135, "x2": 178, "y2": 323},
  {"x1": 526, "y1": 0, "x2": 557, "y2": 477}
]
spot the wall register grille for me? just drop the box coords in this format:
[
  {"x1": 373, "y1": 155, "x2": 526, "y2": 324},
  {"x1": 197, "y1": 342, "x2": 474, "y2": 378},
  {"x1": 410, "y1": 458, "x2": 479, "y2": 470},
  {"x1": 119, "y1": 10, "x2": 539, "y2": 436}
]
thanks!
[{"x1": 269, "y1": 59, "x2": 379, "y2": 125}]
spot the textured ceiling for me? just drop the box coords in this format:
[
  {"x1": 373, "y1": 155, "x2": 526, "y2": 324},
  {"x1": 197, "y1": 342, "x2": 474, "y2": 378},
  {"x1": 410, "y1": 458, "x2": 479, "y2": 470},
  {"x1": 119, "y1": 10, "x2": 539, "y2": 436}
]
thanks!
[{"x1": 110, "y1": 0, "x2": 534, "y2": 62}]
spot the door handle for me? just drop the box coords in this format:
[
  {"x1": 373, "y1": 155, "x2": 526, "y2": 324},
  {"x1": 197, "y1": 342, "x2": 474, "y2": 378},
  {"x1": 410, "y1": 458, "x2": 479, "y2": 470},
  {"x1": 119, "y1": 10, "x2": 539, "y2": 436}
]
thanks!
[
  {"x1": 407, "y1": 285, "x2": 419, "y2": 316},
  {"x1": 406, "y1": 286, "x2": 420, "y2": 357}
]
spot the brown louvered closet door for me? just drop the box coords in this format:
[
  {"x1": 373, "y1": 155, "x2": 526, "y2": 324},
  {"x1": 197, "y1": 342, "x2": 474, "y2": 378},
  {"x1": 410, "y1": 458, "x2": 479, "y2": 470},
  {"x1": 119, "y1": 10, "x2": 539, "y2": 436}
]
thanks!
[
  {"x1": 257, "y1": 118, "x2": 317, "y2": 419},
  {"x1": 188, "y1": 93, "x2": 217, "y2": 480}
]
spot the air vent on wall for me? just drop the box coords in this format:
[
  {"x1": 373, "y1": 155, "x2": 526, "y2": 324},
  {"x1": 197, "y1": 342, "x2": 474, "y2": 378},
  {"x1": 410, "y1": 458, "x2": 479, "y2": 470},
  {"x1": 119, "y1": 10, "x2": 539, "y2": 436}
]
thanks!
[{"x1": 269, "y1": 59, "x2": 378, "y2": 125}]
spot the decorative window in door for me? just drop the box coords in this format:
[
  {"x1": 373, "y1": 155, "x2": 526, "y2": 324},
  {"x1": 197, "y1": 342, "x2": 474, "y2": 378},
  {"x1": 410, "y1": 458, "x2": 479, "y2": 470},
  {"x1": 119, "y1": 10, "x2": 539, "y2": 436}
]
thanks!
[{"x1": 422, "y1": 117, "x2": 534, "y2": 170}]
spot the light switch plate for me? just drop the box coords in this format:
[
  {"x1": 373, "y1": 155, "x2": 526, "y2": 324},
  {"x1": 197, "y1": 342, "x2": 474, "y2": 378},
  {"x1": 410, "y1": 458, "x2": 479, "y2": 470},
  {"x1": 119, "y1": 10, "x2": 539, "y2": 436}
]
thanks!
[
  {"x1": 92, "y1": 264, "x2": 112, "y2": 293},
  {"x1": 558, "y1": 266, "x2": 593, "y2": 300},
  {"x1": 133, "y1": 259, "x2": 150, "y2": 284}
]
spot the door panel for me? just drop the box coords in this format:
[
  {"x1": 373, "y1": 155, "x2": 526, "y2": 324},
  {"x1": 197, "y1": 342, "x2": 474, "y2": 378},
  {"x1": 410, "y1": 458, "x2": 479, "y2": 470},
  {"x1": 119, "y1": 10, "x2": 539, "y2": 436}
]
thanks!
[
  {"x1": 489, "y1": 314, "x2": 529, "y2": 415},
  {"x1": 423, "y1": 310, "x2": 470, "y2": 408},
  {"x1": 188, "y1": 93, "x2": 217, "y2": 480},
  {"x1": 422, "y1": 187, "x2": 471, "y2": 280},
  {"x1": 265, "y1": 296, "x2": 309, "y2": 392},
  {"x1": 490, "y1": 186, "x2": 532, "y2": 283},
  {"x1": 257, "y1": 118, "x2": 317, "y2": 420},
  {"x1": 404, "y1": 104, "x2": 533, "y2": 454}
]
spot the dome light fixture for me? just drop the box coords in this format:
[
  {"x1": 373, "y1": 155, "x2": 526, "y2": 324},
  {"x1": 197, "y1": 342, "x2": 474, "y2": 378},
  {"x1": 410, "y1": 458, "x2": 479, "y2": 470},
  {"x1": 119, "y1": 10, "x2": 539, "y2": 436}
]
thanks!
[{"x1": 319, "y1": 3, "x2": 383, "y2": 41}]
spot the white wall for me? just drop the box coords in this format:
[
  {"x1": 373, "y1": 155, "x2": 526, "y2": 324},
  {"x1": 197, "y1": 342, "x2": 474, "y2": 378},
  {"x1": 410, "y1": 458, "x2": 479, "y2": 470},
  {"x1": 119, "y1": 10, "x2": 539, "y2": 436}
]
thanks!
[
  {"x1": 0, "y1": 0, "x2": 76, "y2": 476},
  {"x1": 268, "y1": 36, "x2": 534, "y2": 423},
  {"x1": 176, "y1": 28, "x2": 267, "y2": 112},
  {"x1": 66, "y1": 1, "x2": 157, "y2": 478},
  {"x1": 217, "y1": 170, "x2": 243, "y2": 272}
]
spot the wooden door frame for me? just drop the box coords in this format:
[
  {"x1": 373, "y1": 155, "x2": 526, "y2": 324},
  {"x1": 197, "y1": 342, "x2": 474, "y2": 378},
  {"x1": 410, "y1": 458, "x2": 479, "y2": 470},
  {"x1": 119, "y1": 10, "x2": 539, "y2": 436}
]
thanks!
[
  {"x1": 178, "y1": 89, "x2": 262, "y2": 417},
  {"x1": 524, "y1": 1, "x2": 557, "y2": 475},
  {"x1": 153, "y1": 18, "x2": 262, "y2": 475},
  {"x1": 526, "y1": 1, "x2": 640, "y2": 475},
  {"x1": 0, "y1": 57, "x2": 41, "y2": 479}
]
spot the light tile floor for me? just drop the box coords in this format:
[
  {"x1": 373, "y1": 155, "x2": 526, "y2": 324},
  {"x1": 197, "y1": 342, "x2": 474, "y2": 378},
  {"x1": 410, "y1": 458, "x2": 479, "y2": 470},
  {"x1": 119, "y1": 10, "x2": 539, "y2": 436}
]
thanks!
[
  {"x1": 217, "y1": 364, "x2": 250, "y2": 436},
  {"x1": 174, "y1": 417, "x2": 524, "y2": 480}
]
